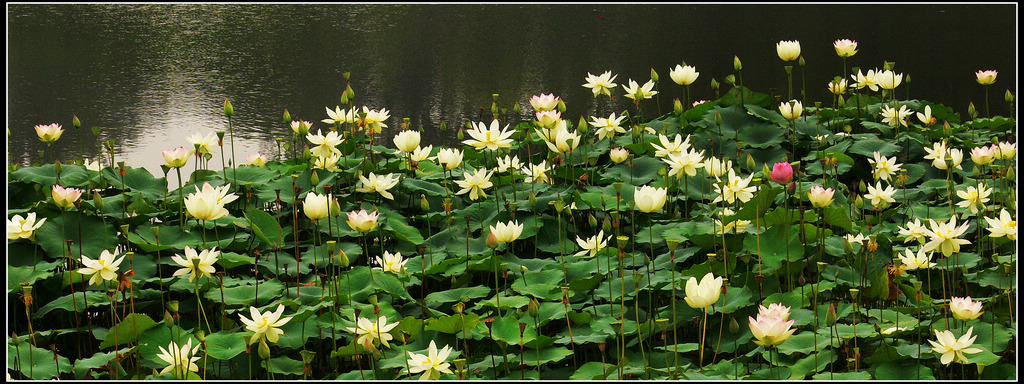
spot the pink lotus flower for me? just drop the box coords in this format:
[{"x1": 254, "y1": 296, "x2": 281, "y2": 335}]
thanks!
[
  {"x1": 52, "y1": 185, "x2": 84, "y2": 209},
  {"x1": 530, "y1": 94, "x2": 560, "y2": 112},
  {"x1": 346, "y1": 209, "x2": 380, "y2": 233},
  {"x1": 35, "y1": 123, "x2": 64, "y2": 143},
  {"x1": 975, "y1": 70, "x2": 997, "y2": 85}
]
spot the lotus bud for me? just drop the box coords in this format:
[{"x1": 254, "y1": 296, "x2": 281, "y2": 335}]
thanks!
[
  {"x1": 528, "y1": 297, "x2": 540, "y2": 317},
  {"x1": 710, "y1": 78, "x2": 720, "y2": 91},
  {"x1": 452, "y1": 301, "x2": 465, "y2": 315},
  {"x1": 439, "y1": 120, "x2": 447, "y2": 132},
  {"x1": 344, "y1": 84, "x2": 355, "y2": 100},
  {"x1": 281, "y1": 109, "x2": 291, "y2": 124},
  {"x1": 457, "y1": 128, "x2": 464, "y2": 141},
  {"x1": 224, "y1": 98, "x2": 234, "y2": 117},
  {"x1": 598, "y1": 342, "x2": 606, "y2": 353},
  {"x1": 163, "y1": 309, "x2": 175, "y2": 327},
  {"x1": 529, "y1": 191, "x2": 537, "y2": 206},
  {"x1": 53, "y1": 160, "x2": 62, "y2": 175},
  {"x1": 93, "y1": 191, "x2": 104, "y2": 210},
  {"x1": 578, "y1": 116, "x2": 589, "y2": 134},
  {"x1": 310, "y1": 171, "x2": 321, "y2": 187},
  {"x1": 715, "y1": 110, "x2": 723, "y2": 125},
  {"x1": 73, "y1": 114, "x2": 81, "y2": 129},
  {"x1": 729, "y1": 317, "x2": 740, "y2": 334},
  {"x1": 724, "y1": 74, "x2": 736, "y2": 85},
  {"x1": 673, "y1": 98, "x2": 683, "y2": 115},
  {"x1": 167, "y1": 300, "x2": 180, "y2": 313},
  {"x1": 798, "y1": 56, "x2": 805, "y2": 67},
  {"x1": 602, "y1": 216, "x2": 613, "y2": 233},
  {"x1": 968, "y1": 103, "x2": 977, "y2": 119},
  {"x1": 92, "y1": 125, "x2": 101, "y2": 136},
  {"x1": 648, "y1": 68, "x2": 659, "y2": 83},
  {"x1": 588, "y1": 213, "x2": 598, "y2": 228},
  {"x1": 337, "y1": 248, "x2": 349, "y2": 268},
  {"x1": 825, "y1": 303, "x2": 838, "y2": 325},
  {"x1": 557, "y1": 99, "x2": 567, "y2": 113},
  {"x1": 733, "y1": 56, "x2": 742, "y2": 71},
  {"x1": 746, "y1": 154, "x2": 756, "y2": 171},
  {"x1": 486, "y1": 231, "x2": 499, "y2": 249},
  {"x1": 1005, "y1": 89, "x2": 1014, "y2": 103},
  {"x1": 258, "y1": 337, "x2": 271, "y2": 359}
]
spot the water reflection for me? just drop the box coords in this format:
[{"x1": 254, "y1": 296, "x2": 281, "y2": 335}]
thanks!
[{"x1": 7, "y1": 4, "x2": 1016, "y2": 181}]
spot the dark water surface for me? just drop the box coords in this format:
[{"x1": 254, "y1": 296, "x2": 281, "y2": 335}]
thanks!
[{"x1": 7, "y1": 3, "x2": 1017, "y2": 179}]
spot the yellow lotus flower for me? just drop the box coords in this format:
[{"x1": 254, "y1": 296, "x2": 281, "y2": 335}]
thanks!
[
  {"x1": 868, "y1": 151, "x2": 902, "y2": 182},
  {"x1": 52, "y1": 185, "x2": 84, "y2": 209},
  {"x1": 864, "y1": 181, "x2": 897, "y2": 208},
  {"x1": 186, "y1": 131, "x2": 218, "y2": 155},
  {"x1": 489, "y1": 220, "x2": 523, "y2": 243},
  {"x1": 303, "y1": 192, "x2": 331, "y2": 221},
  {"x1": 313, "y1": 153, "x2": 341, "y2": 172},
  {"x1": 833, "y1": 39, "x2": 858, "y2": 57},
  {"x1": 170, "y1": 246, "x2": 219, "y2": 283},
  {"x1": 949, "y1": 296, "x2": 984, "y2": 321},
  {"x1": 8, "y1": 212, "x2": 46, "y2": 240},
  {"x1": 542, "y1": 124, "x2": 581, "y2": 154},
  {"x1": 156, "y1": 339, "x2": 201, "y2": 378},
  {"x1": 776, "y1": 40, "x2": 801, "y2": 61},
  {"x1": 669, "y1": 64, "x2": 699, "y2": 85},
  {"x1": 582, "y1": 71, "x2": 618, "y2": 97},
  {"x1": 358, "y1": 106, "x2": 391, "y2": 135},
  {"x1": 609, "y1": 148, "x2": 629, "y2": 164},
  {"x1": 956, "y1": 185, "x2": 991, "y2": 215},
  {"x1": 589, "y1": 113, "x2": 627, "y2": 141},
  {"x1": 928, "y1": 327, "x2": 983, "y2": 365},
  {"x1": 851, "y1": 69, "x2": 879, "y2": 92},
  {"x1": 322, "y1": 105, "x2": 356, "y2": 125},
  {"x1": 406, "y1": 340, "x2": 454, "y2": 380},
  {"x1": 876, "y1": 70, "x2": 904, "y2": 90},
  {"x1": 356, "y1": 172, "x2": 401, "y2": 200},
  {"x1": 684, "y1": 272, "x2": 723, "y2": 309},
  {"x1": 78, "y1": 249, "x2": 125, "y2": 286},
  {"x1": 897, "y1": 247, "x2": 935, "y2": 270},
  {"x1": 521, "y1": 161, "x2": 551, "y2": 184},
  {"x1": 807, "y1": 186, "x2": 835, "y2": 208},
  {"x1": 463, "y1": 120, "x2": 514, "y2": 151},
  {"x1": 970, "y1": 145, "x2": 996, "y2": 166},
  {"x1": 633, "y1": 185, "x2": 668, "y2": 213},
  {"x1": 898, "y1": 218, "x2": 929, "y2": 245},
  {"x1": 651, "y1": 134, "x2": 691, "y2": 158},
  {"x1": 292, "y1": 119, "x2": 313, "y2": 135},
  {"x1": 162, "y1": 147, "x2": 192, "y2": 168},
  {"x1": 922, "y1": 217, "x2": 971, "y2": 257},
  {"x1": 435, "y1": 148, "x2": 464, "y2": 171},
  {"x1": 375, "y1": 251, "x2": 408, "y2": 274},
  {"x1": 306, "y1": 129, "x2": 344, "y2": 158},
  {"x1": 663, "y1": 148, "x2": 706, "y2": 178},
  {"x1": 455, "y1": 168, "x2": 494, "y2": 201},
  {"x1": 574, "y1": 230, "x2": 609, "y2": 258},
  {"x1": 410, "y1": 145, "x2": 434, "y2": 163},
  {"x1": 623, "y1": 79, "x2": 658, "y2": 101},
  {"x1": 246, "y1": 153, "x2": 267, "y2": 167},
  {"x1": 828, "y1": 78, "x2": 848, "y2": 95},
  {"x1": 880, "y1": 104, "x2": 912, "y2": 127},
  {"x1": 346, "y1": 209, "x2": 380, "y2": 234},
  {"x1": 983, "y1": 208, "x2": 1016, "y2": 241},
  {"x1": 239, "y1": 304, "x2": 293, "y2": 345},
  {"x1": 184, "y1": 183, "x2": 238, "y2": 220},
  {"x1": 712, "y1": 169, "x2": 755, "y2": 205},
  {"x1": 393, "y1": 130, "x2": 421, "y2": 154},
  {"x1": 346, "y1": 315, "x2": 399, "y2": 351},
  {"x1": 35, "y1": 123, "x2": 64, "y2": 143},
  {"x1": 995, "y1": 141, "x2": 1016, "y2": 160},
  {"x1": 496, "y1": 155, "x2": 522, "y2": 173}
]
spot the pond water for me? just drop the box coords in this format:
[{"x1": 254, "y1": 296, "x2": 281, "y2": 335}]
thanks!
[{"x1": 7, "y1": 4, "x2": 1016, "y2": 180}]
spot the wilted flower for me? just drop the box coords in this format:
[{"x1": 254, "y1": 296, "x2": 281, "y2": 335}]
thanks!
[
  {"x1": 156, "y1": 339, "x2": 201, "y2": 378},
  {"x1": 356, "y1": 172, "x2": 401, "y2": 200},
  {"x1": 949, "y1": 296, "x2": 984, "y2": 321},
  {"x1": 852, "y1": 69, "x2": 880, "y2": 92},
  {"x1": 916, "y1": 105, "x2": 936, "y2": 126},
  {"x1": 749, "y1": 313, "x2": 797, "y2": 347},
  {"x1": 582, "y1": 71, "x2": 618, "y2": 97},
  {"x1": 186, "y1": 132, "x2": 218, "y2": 155},
  {"x1": 8, "y1": 213, "x2": 46, "y2": 240},
  {"x1": 306, "y1": 130, "x2": 344, "y2": 158},
  {"x1": 84, "y1": 159, "x2": 101, "y2": 172},
  {"x1": 489, "y1": 220, "x2": 523, "y2": 243},
  {"x1": 393, "y1": 130, "x2": 422, "y2": 154},
  {"x1": 313, "y1": 153, "x2": 341, "y2": 172},
  {"x1": 347, "y1": 316, "x2": 399, "y2": 351},
  {"x1": 246, "y1": 153, "x2": 267, "y2": 167},
  {"x1": 864, "y1": 181, "x2": 897, "y2": 208},
  {"x1": 713, "y1": 208, "x2": 750, "y2": 235},
  {"x1": 897, "y1": 247, "x2": 935, "y2": 270},
  {"x1": 956, "y1": 185, "x2": 992, "y2": 215},
  {"x1": 779, "y1": 100, "x2": 803, "y2": 120},
  {"x1": 876, "y1": 70, "x2": 904, "y2": 90},
  {"x1": 609, "y1": 148, "x2": 629, "y2": 164},
  {"x1": 922, "y1": 217, "x2": 971, "y2": 257},
  {"x1": 776, "y1": 40, "x2": 801, "y2": 61},
  {"x1": 521, "y1": 161, "x2": 551, "y2": 184},
  {"x1": 78, "y1": 249, "x2": 125, "y2": 286},
  {"x1": 322, "y1": 105, "x2": 355, "y2": 126},
  {"x1": 880, "y1": 104, "x2": 912, "y2": 127},
  {"x1": 669, "y1": 64, "x2": 699, "y2": 85},
  {"x1": 634, "y1": 185, "x2": 668, "y2": 213},
  {"x1": 455, "y1": 168, "x2": 494, "y2": 201},
  {"x1": 406, "y1": 340, "x2": 454, "y2": 380},
  {"x1": 375, "y1": 251, "x2": 408, "y2": 274},
  {"x1": 712, "y1": 169, "x2": 756, "y2": 205},
  {"x1": 808, "y1": 186, "x2": 835, "y2": 208},
  {"x1": 346, "y1": 209, "x2": 380, "y2": 234},
  {"x1": 435, "y1": 148, "x2": 464, "y2": 171},
  {"x1": 622, "y1": 79, "x2": 658, "y2": 101},
  {"x1": 184, "y1": 182, "x2": 238, "y2": 220},
  {"x1": 303, "y1": 192, "x2": 331, "y2": 221},
  {"x1": 983, "y1": 208, "x2": 1016, "y2": 241},
  {"x1": 170, "y1": 246, "x2": 219, "y2": 283},
  {"x1": 929, "y1": 327, "x2": 983, "y2": 365},
  {"x1": 52, "y1": 185, "x2": 84, "y2": 209},
  {"x1": 410, "y1": 145, "x2": 434, "y2": 163},
  {"x1": 590, "y1": 113, "x2": 627, "y2": 141},
  {"x1": 868, "y1": 151, "x2": 902, "y2": 182},
  {"x1": 574, "y1": 230, "x2": 609, "y2": 258},
  {"x1": 163, "y1": 147, "x2": 192, "y2": 168},
  {"x1": 35, "y1": 123, "x2": 64, "y2": 143},
  {"x1": 463, "y1": 120, "x2": 514, "y2": 151},
  {"x1": 844, "y1": 233, "x2": 869, "y2": 245},
  {"x1": 684, "y1": 272, "x2": 723, "y2": 309},
  {"x1": 239, "y1": 304, "x2": 293, "y2": 345},
  {"x1": 651, "y1": 134, "x2": 691, "y2": 158},
  {"x1": 833, "y1": 39, "x2": 858, "y2": 57},
  {"x1": 975, "y1": 70, "x2": 998, "y2": 85}
]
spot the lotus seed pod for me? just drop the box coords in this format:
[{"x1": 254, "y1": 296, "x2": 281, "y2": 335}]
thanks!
[
  {"x1": 666, "y1": 239, "x2": 680, "y2": 252},
  {"x1": 367, "y1": 294, "x2": 378, "y2": 306},
  {"x1": 616, "y1": 236, "x2": 629, "y2": 250}
]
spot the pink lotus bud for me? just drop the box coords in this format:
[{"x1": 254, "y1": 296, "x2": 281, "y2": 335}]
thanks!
[{"x1": 769, "y1": 162, "x2": 793, "y2": 184}]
